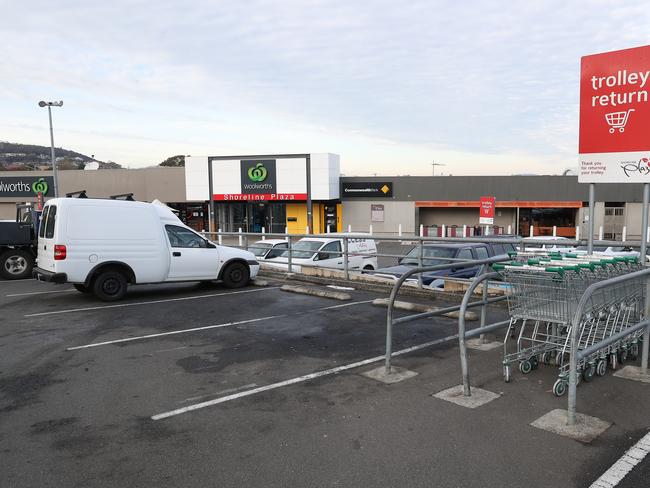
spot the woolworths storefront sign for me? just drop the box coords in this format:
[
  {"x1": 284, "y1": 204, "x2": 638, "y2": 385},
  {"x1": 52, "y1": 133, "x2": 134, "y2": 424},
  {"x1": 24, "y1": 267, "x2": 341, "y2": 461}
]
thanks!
[{"x1": 0, "y1": 176, "x2": 54, "y2": 198}]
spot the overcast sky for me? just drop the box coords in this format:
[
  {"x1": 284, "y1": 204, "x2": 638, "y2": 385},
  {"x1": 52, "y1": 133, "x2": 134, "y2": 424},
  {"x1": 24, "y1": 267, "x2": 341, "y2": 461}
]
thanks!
[{"x1": 2, "y1": 0, "x2": 649, "y2": 175}]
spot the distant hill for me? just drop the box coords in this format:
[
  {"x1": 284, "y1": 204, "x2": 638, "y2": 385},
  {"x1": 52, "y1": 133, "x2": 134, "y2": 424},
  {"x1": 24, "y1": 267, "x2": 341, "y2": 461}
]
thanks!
[{"x1": 0, "y1": 142, "x2": 122, "y2": 170}]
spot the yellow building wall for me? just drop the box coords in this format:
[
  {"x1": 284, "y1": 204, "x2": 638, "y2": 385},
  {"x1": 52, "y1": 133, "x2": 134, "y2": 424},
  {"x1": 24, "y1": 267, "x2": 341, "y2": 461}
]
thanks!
[{"x1": 286, "y1": 203, "x2": 334, "y2": 234}]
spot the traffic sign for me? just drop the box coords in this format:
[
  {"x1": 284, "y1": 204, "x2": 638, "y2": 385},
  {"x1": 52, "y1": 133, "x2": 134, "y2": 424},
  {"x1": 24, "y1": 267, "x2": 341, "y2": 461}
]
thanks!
[{"x1": 579, "y1": 45, "x2": 650, "y2": 182}]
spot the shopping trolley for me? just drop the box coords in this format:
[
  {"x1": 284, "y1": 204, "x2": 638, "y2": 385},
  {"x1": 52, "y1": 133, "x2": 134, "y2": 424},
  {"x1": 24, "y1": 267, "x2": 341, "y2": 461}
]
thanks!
[{"x1": 493, "y1": 254, "x2": 644, "y2": 395}]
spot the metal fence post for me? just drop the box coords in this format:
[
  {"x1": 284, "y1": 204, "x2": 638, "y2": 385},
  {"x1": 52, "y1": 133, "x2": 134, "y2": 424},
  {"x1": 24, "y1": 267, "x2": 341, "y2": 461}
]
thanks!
[
  {"x1": 479, "y1": 271, "x2": 489, "y2": 344},
  {"x1": 417, "y1": 239, "x2": 423, "y2": 289},
  {"x1": 238, "y1": 227, "x2": 243, "y2": 247},
  {"x1": 244, "y1": 234, "x2": 249, "y2": 251},
  {"x1": 287, "y1": 234, "x2": 292, "y2": 273},
  {"x1": 343, "y1": 236, "x2": 349, "y2": 281},
  {"x1": 641, "y1": 183, "x2": 650, "y2": 371},
  {"x1": 218, "y1": 228, "x2": 222, "y2": 246},
  {"x1": 588, "y1": 183, "x2": 595, "y2": 254}
]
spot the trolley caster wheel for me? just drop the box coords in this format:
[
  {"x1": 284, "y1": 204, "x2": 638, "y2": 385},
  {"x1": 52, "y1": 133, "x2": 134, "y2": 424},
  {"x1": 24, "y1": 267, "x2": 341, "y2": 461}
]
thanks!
[
  {"x1": 519, "y1": 360, "x2": 533, "y2": 375},
  {"x1": 542, "y1": 352, "x2": 554, "y2": 365},
  {"x1": 629, "y1": 343, "x2": 639, "y2": 361},
  {"x1": 618, "y1": 348, "x2": 628, "y2": 364},
  {"x1": 596, "y1": 359, "x2": 607, "y2": 377},
  {"x1": 503, "y1": 365, "x2": 512, "y2": 383},
  {"x1": 530, "y1": 357, "x2": 539, "y2": 370},
  {"x1": 610, "y1": 353, "x2": 618, "y2": 370},
  {"x1": 582, "y1": 364, "x2": 596, "y2": 383},
  {"x1": 552, "y1": 379, "x2": 568, "y2": 397}
]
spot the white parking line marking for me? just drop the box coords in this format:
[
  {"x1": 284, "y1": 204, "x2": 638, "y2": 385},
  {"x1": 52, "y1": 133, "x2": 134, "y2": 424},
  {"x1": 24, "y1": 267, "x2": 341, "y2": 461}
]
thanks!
[
  {"x1": 7, "y1": 289, "x2": 74, "y2": 297},
  {"x1": 589, "y1": 431, "x2": 650, "y2": 488},
  {"x1": 66, "y1": 315, "x2": 287, "y2": 350},
  {"x1": 151, "y1": 333, "x2": 458, "y2": 420},
  {"x1": 24, "y1": 287, "x2": 280, "y2": 318},
  {"x1": 66, "y1": 300, "x2": 374, "y2": 350}
]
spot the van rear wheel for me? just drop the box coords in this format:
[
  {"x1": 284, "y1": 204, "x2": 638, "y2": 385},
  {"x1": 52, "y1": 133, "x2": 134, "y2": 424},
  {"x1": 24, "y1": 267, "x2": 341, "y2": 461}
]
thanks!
[
  {"x1": 221, "y1": 262, "x2": 250, "y2": 289},
  {"x1": 92, "y1": 270, "x2": 128, "y2": 301}
]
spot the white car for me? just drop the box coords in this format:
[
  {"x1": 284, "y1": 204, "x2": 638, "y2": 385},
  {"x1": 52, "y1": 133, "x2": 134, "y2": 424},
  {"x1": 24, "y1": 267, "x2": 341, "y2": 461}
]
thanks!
[
  {"x1": 33, "y1": 197, "x2": 259, "y2": 301},
  {"x1": 520, "y1": 236, "x2": 575, "y2": 253},
  {"x1": 265, "y1": 235, "x2": 378, "y2": 273},
  {"x1": 250, "y1": 239, "x2": 288, "y2": 260},
  {"x1": 572, "y1": 245, "x2": 640, "y2": 258}
]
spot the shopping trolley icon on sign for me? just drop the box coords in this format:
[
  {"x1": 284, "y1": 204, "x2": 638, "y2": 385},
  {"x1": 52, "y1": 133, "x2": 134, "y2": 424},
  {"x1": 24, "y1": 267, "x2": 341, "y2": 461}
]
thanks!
[{"x1": 605, "y1": 109, "x2": 635, "y2": 133}]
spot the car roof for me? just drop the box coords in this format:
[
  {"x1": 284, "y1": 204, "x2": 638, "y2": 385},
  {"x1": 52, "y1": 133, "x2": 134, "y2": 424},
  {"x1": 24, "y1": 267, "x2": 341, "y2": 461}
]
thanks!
[
  {"x1": 253, "y1": 239, "x2": 287, "y2": 245},
  {"x1": 422, "y1": 242, "x2": 488, "y2": 248}
]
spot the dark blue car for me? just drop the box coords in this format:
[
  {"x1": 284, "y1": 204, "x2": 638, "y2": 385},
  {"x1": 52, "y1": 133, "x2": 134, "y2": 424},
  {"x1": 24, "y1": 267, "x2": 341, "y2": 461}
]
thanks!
[{"x1": 373, "y1": 242, "x2": 511, "y2": 286}]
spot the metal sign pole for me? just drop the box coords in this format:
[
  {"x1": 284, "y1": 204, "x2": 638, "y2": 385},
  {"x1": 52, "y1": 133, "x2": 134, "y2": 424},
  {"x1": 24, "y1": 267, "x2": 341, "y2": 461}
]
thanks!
[
  {"x1": 306, "y1": 154, "x2": 313, "y2": 234},
  {"x1": 587, "y1": 183, "x2": 595, "y2": 254},
  {"x1": 641, "y1": 183, "x2": 650, "y2": 371}
]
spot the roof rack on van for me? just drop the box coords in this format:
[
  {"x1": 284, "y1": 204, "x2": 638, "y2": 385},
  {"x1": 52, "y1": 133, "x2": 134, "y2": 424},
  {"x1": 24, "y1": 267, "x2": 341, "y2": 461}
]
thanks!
[
  {"x1": 65, "y1": 190, "x2": 88, "y2": 198},
  {"x1": 109, "y1": 193, "x2": 135, "y2": 201}
]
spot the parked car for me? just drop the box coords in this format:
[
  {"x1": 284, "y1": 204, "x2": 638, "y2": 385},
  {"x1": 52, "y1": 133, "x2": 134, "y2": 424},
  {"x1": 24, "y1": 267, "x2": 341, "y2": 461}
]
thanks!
[
  {"x1": 265, "y1": 235, "x2": 378, "y2": 272},
  {"x1": 250, "y1": 239, "x2": 288, "y2": 260},
  {"x1": 520, "y1": 236, "x2": 575, "y2": 253},
  {"x1": 572, "y1": 245, "x2": 640, "y2": 258},
  {"x1": 372, "y1": 242, "x2": 500, "y2": 286},
  {"x1": 32, "y1": 197, "x2": 259, "y2": 301}
]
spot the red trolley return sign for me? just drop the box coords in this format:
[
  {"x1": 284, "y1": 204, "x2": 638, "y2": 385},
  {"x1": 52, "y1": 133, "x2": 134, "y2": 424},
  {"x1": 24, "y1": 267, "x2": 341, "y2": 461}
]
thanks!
[
  {"x1": 479, "y1": 196, "x2": 495, "y2": 225},
  {"x1": 579, "y1": 45, "x2": 650, "y2": 183}
]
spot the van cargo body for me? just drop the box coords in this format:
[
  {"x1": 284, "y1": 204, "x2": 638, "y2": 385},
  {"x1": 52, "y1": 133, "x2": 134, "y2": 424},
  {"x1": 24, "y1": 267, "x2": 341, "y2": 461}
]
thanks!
[{"x1": 33, "y1": 198, "x2": 259, "y2": 300}]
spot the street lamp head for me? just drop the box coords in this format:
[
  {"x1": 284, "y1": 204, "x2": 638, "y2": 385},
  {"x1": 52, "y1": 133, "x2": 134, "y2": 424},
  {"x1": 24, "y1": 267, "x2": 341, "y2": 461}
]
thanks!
[{"x1": 38, "y1": 100, "x2": 63, "y2": 107}]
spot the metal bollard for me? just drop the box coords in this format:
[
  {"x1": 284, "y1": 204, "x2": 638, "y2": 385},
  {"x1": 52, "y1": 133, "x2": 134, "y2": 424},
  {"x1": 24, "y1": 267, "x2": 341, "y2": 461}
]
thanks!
[{"x1": 218, "y1": 228, "x2": 222, "y2": 245}]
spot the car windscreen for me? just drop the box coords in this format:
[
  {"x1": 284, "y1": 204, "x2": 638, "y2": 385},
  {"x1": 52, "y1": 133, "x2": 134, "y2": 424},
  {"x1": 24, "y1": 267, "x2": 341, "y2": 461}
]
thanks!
[
  {"x1": 281, "y1": 240, "x2": 323, "y2": 259},
  {"x1": 400, "y1": 247, "x2": 455, "y2": 266},
  {"x1": 251, "y1": 242, "x2": 273, "y2": 257}
]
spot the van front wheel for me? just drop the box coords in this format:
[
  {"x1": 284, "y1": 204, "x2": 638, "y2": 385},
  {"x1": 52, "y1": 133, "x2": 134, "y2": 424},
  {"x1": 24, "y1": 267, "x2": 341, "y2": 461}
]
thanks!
[
  {"x1": 92, "y1": 270, "x2": 128, "y2": 301},
  {"x1": 221, "y1": 262, "x2": 250, "y2": 289}
]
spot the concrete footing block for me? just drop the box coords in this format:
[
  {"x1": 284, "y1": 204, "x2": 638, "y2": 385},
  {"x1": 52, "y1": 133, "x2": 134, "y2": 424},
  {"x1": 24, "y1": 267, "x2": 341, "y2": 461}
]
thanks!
[
  {"x1": 433, "y1": 385, "x2": 500, "y2": 408},
  {"x1": 613, "y1": 365, "x2": 650, "y2": 384},
  {"x1": 280, "y1": 284, "x2": 351, "y2": 301},
  {"x1": 530, "y1": 409, "x2": 611, "y2": 443},
  {"x1": 466, "y1": 338, "x2": 501, "y2": 351},
  {"x1": 372, "y1": 298, "x2": 478, "y2": 321},
  {"x1": 361, "y1": 366, "x2": 418, "y2": 384}
]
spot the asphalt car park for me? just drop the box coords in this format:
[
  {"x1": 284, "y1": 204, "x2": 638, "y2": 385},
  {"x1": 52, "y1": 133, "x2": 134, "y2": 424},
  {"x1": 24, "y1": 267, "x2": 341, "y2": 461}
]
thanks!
[{"x1": 1, "y1": 276, "x2": 649, "y2": 487}]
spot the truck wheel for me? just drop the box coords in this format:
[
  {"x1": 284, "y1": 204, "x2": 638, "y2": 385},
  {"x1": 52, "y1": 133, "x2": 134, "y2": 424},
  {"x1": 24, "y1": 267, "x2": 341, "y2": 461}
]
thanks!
[
  {"x1": 0, "y1": 249, "x2": 34, "y2": 280},
  {"x1": 92, "y1": 270, "x2": 128, "y2": 301},
  {"x1": 73, "y1": 284, "x2": 91, "y2": 294},
  {"x1": 221, "y1": 262, "x2": 250, "y2": 289}
]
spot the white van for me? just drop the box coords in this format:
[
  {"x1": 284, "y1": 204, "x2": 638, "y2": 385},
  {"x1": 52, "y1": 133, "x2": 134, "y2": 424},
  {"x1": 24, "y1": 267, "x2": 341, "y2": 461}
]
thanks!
[
  {"x1": 33, "y1": 198, "x2": 259, "y2": 301},
  {"x1": 265, "y1": 235, "x2": 378, "y2": 273}
]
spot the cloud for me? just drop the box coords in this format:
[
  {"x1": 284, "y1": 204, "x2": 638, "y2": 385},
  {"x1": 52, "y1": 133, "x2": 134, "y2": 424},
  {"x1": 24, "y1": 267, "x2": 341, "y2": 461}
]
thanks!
[{"x1": 2, "y1": 0, "x2": 650, "y2": 172}]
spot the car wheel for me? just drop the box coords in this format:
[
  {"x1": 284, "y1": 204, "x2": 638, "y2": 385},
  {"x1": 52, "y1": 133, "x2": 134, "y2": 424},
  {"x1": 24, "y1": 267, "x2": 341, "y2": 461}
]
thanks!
[
  {"x1": 0, "y1": 249, "x2": 34, "y2": 280},
  {"x1": 92, "y1": 270, "x2": 128, "y2": 301},
  {"x1": 221, "y1": 262, "x2": 250, "y2": 289},
  {"x1": 363, "y1": 265, "x2": 374, "y2": 271}
]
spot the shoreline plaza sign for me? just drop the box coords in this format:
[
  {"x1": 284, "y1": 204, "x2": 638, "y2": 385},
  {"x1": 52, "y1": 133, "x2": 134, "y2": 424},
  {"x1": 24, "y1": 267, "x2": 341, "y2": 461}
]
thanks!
[{"x1": 579, "y1": 45, "x2": 650, "y2": 182}]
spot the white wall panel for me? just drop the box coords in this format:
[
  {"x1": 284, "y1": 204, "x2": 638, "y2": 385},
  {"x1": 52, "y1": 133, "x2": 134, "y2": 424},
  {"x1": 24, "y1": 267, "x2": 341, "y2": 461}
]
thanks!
[
  {"x1": 184, "y1": 156, "x2": 209, "y2": 201},
  {"x1": 211, "y1": 159, "x2": 241, "y2": 194},
  {"x1": 276, "y1": 158, "x2": 307, "y2": 193}
]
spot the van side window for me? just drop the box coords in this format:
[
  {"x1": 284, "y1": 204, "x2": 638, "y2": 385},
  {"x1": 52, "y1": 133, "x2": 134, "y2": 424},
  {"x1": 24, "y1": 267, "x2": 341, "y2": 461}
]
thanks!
[
  {"x1": 491, "y1": 244, "x2": 504, "y2": 255},
  {"x1": 165, "y1": 225, "x2": 207, "y2": 248},
  {"x1": 39, "y1": 206, "x2": 49, "y2": 239},
  {"x1": 475, "y1": 246, "x2": 489, "y2": 260},
  {"x1": 319, "y1": 241, "x2": 341, "y2": 259},
  {"x1": 44, "y1": 205, "x2": 57, "y2": 239}
]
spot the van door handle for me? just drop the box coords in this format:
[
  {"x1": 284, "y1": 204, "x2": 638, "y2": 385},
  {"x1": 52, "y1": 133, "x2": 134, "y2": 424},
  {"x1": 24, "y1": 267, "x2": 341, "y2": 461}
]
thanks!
[{"x1": 173, "y1": 251, "x2": 181, "y2": 257}]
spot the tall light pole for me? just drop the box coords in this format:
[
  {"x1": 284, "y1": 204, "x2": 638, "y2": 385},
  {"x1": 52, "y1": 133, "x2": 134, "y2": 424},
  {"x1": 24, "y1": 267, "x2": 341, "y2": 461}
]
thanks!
[
  {"x1": 432, "y1": 160, "x2": 446, "y2": 176},
  {"x1": 39, "y1": 100, "x2": 63, "y2": 197}
]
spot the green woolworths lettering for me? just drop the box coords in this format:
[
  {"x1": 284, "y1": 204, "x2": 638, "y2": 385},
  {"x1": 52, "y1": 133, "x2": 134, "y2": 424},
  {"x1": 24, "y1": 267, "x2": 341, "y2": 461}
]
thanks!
[
  {"x1": 248, "y1": 163, "x2": 268, "y2": 182},
  {"x1": 32, "y1": 178, "x2": 49, "y2": 195}
]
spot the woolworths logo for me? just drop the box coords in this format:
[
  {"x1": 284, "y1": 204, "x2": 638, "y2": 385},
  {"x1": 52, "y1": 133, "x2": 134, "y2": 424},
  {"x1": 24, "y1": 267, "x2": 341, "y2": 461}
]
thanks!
[
  {"x1": 247, "y1": 163, "x2": 268, "y2": 182},
  {"x1": 32, "y1": 178, "x2": 49, "y2": 195}
]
